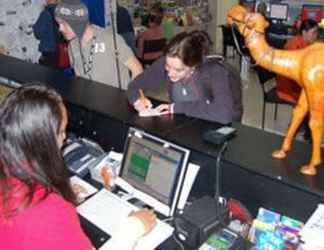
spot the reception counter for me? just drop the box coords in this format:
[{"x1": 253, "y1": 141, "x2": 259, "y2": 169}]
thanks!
[{"x1": 0, "y1": 54, "x2": 323, "y2": 224}]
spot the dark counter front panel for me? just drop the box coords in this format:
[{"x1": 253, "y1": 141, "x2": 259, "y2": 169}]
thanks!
[{"x1": 1, "y1": 54, "x2": 324, "y2": 223}]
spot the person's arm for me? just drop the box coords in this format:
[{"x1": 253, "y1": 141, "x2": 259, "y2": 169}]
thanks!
[
  {"x1": 21, "y1": 193, "x2": 93, "y2": 250},
  {"x1": 126, "y1": 57, "x2": 167, "y2": 105},
  {"x1": 173, "y1": 63, "x2": 242, "y2": 124},
  {"x1": 126, "y1": 56, "x2": 143, "y2": 79},
  {"x1": 103, "y1": 209, "x2": 156, "y2": 250},
  {"x1": 136, "y1": 33, "x2": 145, "y2": 59},
  {"x1": 115, "y1": 33, "x2": 143, "y2": 79}
]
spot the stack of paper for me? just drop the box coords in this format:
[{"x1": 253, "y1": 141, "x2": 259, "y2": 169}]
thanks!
[
  {"x1": 300, "y1": 204, "x2": 324, "y2": 250},
  {"x1": 139, "y1": 108, "x2": 161, "y2": 117}
]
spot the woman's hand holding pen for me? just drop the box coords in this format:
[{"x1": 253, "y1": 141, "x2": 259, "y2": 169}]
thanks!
[
  {"x1": 133, "y1": 97, "x2": 152, "y2": 112},
  {"x1": 133, "y1": 89, "x2": 152, "y2": 112}
]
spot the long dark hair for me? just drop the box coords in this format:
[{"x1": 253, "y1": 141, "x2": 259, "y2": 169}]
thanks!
[
  {"x1": 299, "y1": 19, "x2": 318, "y2": 33},
  {"x1": 165, "y1": 30, "x2": 212, "y2": 67},
  {"x1": 0, "y1": 84, "x2": 75, "y2": 217}
]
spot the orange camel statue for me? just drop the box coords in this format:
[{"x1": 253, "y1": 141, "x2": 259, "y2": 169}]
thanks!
[{"x1": 227, "y1": 5, "x2": 324, "y2": 176}]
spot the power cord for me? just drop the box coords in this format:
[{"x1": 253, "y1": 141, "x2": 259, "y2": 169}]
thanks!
[
  {"x1": 172, "y1": 216, "x2": 186, "y2": 250},
  {"x1": 215, "y1": 141, "x2": 229, "y2": 228},
  {"x1": 230, "y1": 24, "x2": 257, "y2": 68},
  {"x1": 172, "y1": 233, "x2": 185, "y2": 250}
]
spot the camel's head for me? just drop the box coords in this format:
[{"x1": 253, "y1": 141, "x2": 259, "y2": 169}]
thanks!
[{"x1": 227, "y1": 5, "x2": 269, "y2": 37}]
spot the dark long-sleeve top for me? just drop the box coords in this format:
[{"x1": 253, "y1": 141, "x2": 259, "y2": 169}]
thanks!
[
  {"x1": 33, "y1": 4, "x2": 58, "y2": 53},
  {"x1": 126, "y1": 57, "x2": 243, "y2": 124}
]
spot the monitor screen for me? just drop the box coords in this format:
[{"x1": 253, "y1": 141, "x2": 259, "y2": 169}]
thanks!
[
  {"x1": 119, "y1": 127, "x2": 190, "y2": 216},
  {"x1": 270, "y1": 3, "x2": 288, "y2": 21},
  {"x1": 302, "y1": 5, "x2": 322, "y2": 23}
]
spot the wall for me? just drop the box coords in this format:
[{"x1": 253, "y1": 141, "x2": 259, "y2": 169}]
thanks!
[
  {"x1": 0, "y1": 0, "x2": 43, "y2": 62},
  {"x1": 213, "y1": 0, "x2": 238, "y2": 54},
  {"x1": 207, "y1": 0, "x2": 217, "y2": 52}
]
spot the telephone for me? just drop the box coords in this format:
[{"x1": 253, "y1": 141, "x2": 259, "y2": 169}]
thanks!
[{"x1": 202, "y1": 126, "x2": 236, "y2": 145}]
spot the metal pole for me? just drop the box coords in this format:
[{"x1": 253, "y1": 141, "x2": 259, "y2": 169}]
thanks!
[{"x1": 109, "y1": 0, "x2": 122, "y2": 89}]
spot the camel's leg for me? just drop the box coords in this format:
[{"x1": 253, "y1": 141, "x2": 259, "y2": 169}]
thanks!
[
  {"x1": 300, "y1": 97, "x2": 324, "y2": 175},
  {"x1": 272, "y1": 90, "x2": 308, "y2": 159}
]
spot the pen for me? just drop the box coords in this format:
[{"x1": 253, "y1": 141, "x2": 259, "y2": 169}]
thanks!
[{"x1": 139, "y1": 89, "x2": 145, "y2": 101}]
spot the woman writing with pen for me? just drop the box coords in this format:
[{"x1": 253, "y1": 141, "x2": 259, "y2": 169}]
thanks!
[{"x1": 126, "y1": 31, "x2": 243, "y2": 124}]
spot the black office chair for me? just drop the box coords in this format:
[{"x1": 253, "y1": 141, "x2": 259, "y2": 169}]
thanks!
[
  {"x1": 220, "y1": 24, "x2": 249, "y2": 58},
  {"x1": 141, "y1": 38, "x2": 166, "y2": 67},
  {"x1": 220, "y1": 24, "x2": 236, "y2": 58},
  {"x1": 265, "y1": 33, "x2": 287, "y2": 49},
  {"x1": 220, "y1": 24, "x2": 253, "y2": 70},
  {"x1": 254, "y1": 65, "x2": 292, "y2": 129}
]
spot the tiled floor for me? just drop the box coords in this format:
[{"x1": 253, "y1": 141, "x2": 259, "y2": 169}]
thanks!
[{"x1": 230, "y1": 56, "x2": 293, "y2": 137}]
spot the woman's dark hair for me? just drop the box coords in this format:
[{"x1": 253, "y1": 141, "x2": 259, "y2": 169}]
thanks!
[
  {"x1": 165, "y1": 30, "x2": 212, "y2": 67},
  {"x1": 191, "y1": 30, "x2": 213, "y2": 55},
  {"x1": 0, "y1": 84, "x2": 75, "y2": 217},
  {"x1": 148, "y1": 14, "x2": 162, "y2": 26},
  {"x1": 300, "y1": 19, "x2": 318, "y2": 33}
]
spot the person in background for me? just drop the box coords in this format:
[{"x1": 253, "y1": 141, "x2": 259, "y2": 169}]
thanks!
[
  {"x1": 276, "y1": 19, "x2": 318, "y2": 140},
  {"x1": 276, "y1": 19, "x2": 319, "y2": 104},
  {"x1": 0, "y1": 84, "x2": 156, "y2": 250},
  {"x1": 117, "y1": 4, "x2": 137, "y2": 54},
  {"x1": 33, "y1": 0, "x2": 59, "y2": 67},
  {"x1": 55, "y1": 0, "x2": 143, "y2": 90},
  {"x1": 127, "y1": 31, "x2": 243, "y2": 124},
  {"x1": 136, "y1": 14, "x2": 165, "y2": 62}
]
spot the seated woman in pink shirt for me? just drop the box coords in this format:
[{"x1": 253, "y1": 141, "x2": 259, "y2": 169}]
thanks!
[
  {"x1": 0, "y1": 84, "x2": 156, "y2": 250},
  {"x1": 137, "y1": 14, "x2": 165, "y2": 62}
]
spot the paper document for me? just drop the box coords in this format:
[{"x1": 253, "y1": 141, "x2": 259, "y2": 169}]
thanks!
[
  {"x1": 139, "y1": 108, "x2": 161, "y2": 117},
  {"x1": 177, "y1": 163, "x2": 200, "y2": 210},
  {"x1": 108, "y1": 151, "x2": 123, "y2": 162},
  {"x1": 300, "y1": 204, "x2": 324, "y2": 245}
]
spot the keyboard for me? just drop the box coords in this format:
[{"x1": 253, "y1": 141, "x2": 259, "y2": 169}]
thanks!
[{"x1": 77, "y1": 189, "x2": 174, "y2": 250}]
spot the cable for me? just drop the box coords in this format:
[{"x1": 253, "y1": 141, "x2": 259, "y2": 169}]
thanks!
[
  {"x1": 162, "y1": 216, "x2": 174, "y2": 223},
  {"x1": 172, "y1": 217, "x2": 186, "y2": 250},
  {"x1": 230, "y1": 24, "x2": 257, "y2": 67},
  {"x1": 172, "y1": 233, "x2": 185, "y2": 250},
  {"x1": 215, "y1": 141, "x2": 228, "y2": 227}
]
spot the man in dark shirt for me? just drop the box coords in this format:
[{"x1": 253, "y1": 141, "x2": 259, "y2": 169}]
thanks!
[
  {"x1": 33, "y1": 0, "x2": 59, "y2": 67},
  {"x1": 117, "y1": 4, "x2": 136, "y2": 53}
]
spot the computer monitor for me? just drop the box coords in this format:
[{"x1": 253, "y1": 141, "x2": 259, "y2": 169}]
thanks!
[
  {"x1": 302, "y1": 5, "x2": 322, "y2": 23},
  {"x1": 118, "y1": 127, "x2": 190, "y2": 217},
  {"x1": 269, "y1": 3, "x2": 288, "y2": 21}
]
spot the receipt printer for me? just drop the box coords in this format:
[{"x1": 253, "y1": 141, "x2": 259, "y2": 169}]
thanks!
[
  {"x1": 175, "y1": 196, "x2": 229, "y2": 249},
  {"x1": 62, "y1": 136, "x2": 105, "y2": 177}
]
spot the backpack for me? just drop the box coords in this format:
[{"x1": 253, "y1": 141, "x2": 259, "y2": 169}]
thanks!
[{"x1": 204, "y1": 55, "x2": 243, "y2": 122}]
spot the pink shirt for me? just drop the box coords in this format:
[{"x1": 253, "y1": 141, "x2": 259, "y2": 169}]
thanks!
[
  {"x1": 0, "y1": 178, "x2": 92, "y2": 250},
  {"x1": 137, "y1": 26, "x2": 164, "y2": 60}
]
